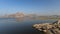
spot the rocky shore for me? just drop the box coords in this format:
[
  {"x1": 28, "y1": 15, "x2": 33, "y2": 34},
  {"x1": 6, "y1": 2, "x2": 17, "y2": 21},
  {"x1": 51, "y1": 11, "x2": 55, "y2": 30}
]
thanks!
[{"x1": 33, "y1": 20, "x2": 60, "y2": 34}]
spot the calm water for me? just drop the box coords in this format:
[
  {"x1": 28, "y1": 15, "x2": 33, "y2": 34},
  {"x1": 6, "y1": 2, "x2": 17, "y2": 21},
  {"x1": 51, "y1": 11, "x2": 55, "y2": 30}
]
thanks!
[{"x1": 0, "y1": 18, "x2": 57, "y2": 34}]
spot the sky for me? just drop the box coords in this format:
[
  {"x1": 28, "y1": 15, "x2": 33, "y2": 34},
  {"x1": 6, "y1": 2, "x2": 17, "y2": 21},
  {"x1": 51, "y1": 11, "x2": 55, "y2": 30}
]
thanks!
[{"x1": 0, "y1": 0, "x2": 60, "y2": 15}]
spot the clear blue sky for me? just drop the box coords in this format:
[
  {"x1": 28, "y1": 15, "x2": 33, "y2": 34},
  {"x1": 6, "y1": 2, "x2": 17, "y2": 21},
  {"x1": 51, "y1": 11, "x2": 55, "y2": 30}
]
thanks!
[{"x1": 0, "y1": 0, "x2": 60, "y2": 15}]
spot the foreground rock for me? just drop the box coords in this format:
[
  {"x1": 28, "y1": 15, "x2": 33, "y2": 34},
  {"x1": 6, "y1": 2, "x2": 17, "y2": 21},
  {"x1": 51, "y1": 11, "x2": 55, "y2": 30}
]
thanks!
[{"x1": 33, "y1": 20, "x2": 60, "y2": 34}]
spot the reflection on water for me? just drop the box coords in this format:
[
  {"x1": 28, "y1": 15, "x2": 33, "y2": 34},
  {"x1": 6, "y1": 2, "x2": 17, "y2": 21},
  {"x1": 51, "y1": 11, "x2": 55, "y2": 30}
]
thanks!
[
  {"x1": 16, "y1": 17, "x2": 37, "y2": 22},
  {"x1": 0, "y1": 18, "x2": 57, "y2": 34},
  {"x1": 16, "y1": 17, "x2": 24, "y2": 22}
]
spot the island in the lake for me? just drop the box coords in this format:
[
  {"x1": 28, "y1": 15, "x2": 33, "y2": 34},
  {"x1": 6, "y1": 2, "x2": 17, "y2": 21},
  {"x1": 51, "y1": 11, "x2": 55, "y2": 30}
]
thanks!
[{"x1": 0, "y1": 12, "x2": 60, "y2": 20}]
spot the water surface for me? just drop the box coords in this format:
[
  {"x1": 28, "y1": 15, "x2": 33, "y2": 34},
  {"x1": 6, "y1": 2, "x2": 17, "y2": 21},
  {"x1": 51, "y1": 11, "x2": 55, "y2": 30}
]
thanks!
[{"x1": 0, "y1": 18, "x2": 57, "y2": 34}]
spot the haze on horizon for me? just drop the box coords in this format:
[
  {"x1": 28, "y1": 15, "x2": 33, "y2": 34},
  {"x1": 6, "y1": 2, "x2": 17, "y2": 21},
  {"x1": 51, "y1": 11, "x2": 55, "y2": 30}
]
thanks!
[{"x1": 0, "y1": 0, "x2": 60, "y2": 16}]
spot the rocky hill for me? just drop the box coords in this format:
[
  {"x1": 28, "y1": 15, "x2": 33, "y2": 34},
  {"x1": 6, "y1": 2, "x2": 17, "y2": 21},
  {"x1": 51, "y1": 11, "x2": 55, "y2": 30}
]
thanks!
[{"x1": 33, "y1": 20, "x2": 60, "y2": 34}]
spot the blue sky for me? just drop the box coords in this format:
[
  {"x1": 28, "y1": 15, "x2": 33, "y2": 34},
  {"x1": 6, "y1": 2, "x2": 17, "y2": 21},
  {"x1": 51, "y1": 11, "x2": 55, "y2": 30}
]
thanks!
[{"x1": 0, "y1": 0, "x2": 60, "y2": 15}]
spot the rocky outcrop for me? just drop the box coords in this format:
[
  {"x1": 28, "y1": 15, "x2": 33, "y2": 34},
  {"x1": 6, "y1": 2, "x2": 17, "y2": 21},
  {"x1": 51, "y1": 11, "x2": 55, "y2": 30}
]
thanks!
[{"x1": 33, "y1": 20, "x2": 60, "y2": 34}]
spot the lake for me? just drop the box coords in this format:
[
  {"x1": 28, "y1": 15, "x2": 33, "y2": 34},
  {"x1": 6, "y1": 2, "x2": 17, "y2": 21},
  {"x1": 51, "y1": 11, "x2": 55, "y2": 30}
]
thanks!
[{"x1": 0, "y1": 18, "x2": 57, "y2": 34}]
